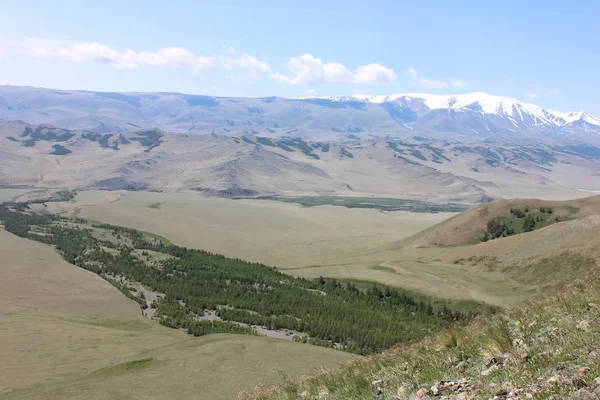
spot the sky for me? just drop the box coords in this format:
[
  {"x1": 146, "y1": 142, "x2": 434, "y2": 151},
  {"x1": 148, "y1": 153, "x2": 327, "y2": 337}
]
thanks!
[{"x1": 0, "y1": 0, "x2": 599, "y2": 114}]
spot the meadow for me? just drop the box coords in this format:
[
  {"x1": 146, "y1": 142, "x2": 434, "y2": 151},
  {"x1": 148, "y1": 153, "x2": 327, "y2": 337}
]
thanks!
[
  {"x1": 0, "y1": 228, "x2": 354, "y2": 400},
  {"x1": 45, "y1": 190, "x2": 453, "y2": 268}
]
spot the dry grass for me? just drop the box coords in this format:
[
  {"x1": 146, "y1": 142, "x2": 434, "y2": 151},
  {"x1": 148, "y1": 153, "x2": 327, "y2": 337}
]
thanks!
[
  {"x1": 0, "y1": 229, "x2": 354, "y2": 400},
  {"x1": 47, "y1": 190, "x2": 452, "y2": 268},
  {"x1": 396, "y1": 195, "x2": 600, "y2": 248},
  {"x1": 240, "y1": 271, "x2": 600, "y2": 400}
]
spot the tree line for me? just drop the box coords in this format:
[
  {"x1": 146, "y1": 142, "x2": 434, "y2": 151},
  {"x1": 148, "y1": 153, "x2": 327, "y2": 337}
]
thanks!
[{"x1": 0, "y1": 201, "x2": 487, "y2": 355}]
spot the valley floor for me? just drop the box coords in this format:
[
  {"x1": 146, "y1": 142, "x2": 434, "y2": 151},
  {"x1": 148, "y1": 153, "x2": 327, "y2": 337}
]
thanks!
[
  {"x1": 41, "y1": 190, "x2": 543, "y2": 306},
  {"x1": 0, "y1": 228, "x2": 354, "y2": 400}
]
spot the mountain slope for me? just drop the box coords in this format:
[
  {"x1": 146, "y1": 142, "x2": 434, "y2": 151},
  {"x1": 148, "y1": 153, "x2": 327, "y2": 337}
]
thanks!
[
  {"x1": 2, "y1": 120, "x2": 600, "y2": 203},
  {"x1": 241, "y1": 271, "x2": 600, "y2": 400},
  {"x1": 0, "y1": 229, "x2": 354, "y2": 400},
  {"x1": 1, "y1": 86, "x2": 599, "y2": 140}
]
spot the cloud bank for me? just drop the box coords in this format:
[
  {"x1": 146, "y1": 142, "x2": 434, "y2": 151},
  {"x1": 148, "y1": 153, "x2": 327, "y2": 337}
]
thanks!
[
  {"x1": 28, "y1": 41, "x2": 398, "y2": 86},
  {"x1": 272, "y1": 54, "x2": 396, "y2": 85}
]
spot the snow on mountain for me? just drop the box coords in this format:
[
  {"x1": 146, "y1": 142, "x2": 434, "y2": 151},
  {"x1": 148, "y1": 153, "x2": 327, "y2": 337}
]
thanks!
[{"x1": 312, "y1": 92, "x2": 600, "y2": 129}]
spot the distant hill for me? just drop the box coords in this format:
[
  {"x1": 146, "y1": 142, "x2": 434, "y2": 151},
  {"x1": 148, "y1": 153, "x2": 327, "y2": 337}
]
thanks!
[
  {"x1": 2, "y1": 120, "x2": 600, "y2": 203},
  {"x1": 392, "y1": 195, "x2": 600, "y2": 291},
  {"x1": 397, "y1": 195, "x2": 600, "y2": 247},
  {"x1": 1, "y1": 86, "x2": 599, "y2": 141}
]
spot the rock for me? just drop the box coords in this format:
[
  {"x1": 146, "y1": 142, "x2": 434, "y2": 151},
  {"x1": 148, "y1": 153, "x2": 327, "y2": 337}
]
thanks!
[
  {"x1": 520, "y1": 352, "x2": 531, "y2": 362},
  {"x1": 538, "y1": 351, "x2": 549, "y2": 359},
  {"x1": 577, "y1": 319, "x2": 592, "y2": 331},
  {"x1": 456, "y1": 393, "x2": 470, "y2": 400},
  {"x1": 578, "y1": 367, "x2": 590, "y2": 377},
  {"x1": 300, "y1": 391, "x2": 310, "y2": 398},
  {"x1": 569, "y1": 388, "x2": 596, "y2": 400},
  {"x1": 416, "y1": 388, "x2": 429, "y2": 399},
  {"x1": 548, "y1": 374, "x2": 561, "y2": 384},
  {"x1": 513, "y1": 338, "x2": 528, "y2": 351},
  {"x1": 430, "y1": 385, "x2": 439, "y2": 395},
  {"x1": 481, "y1": 364, "x2": 499, "y2": 376},
  {"x1": 595, "y1": 377, "x2": 600, "y2": 385},
  {"x1": 318, "y1": 387, "x2": 329, "y2": 399},
  {"x1": 397, "y1": 383, "x2": 410, "y2": 397}
]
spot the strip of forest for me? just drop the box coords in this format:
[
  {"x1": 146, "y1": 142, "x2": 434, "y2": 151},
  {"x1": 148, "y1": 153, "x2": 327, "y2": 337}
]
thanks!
[{"x1": 0, "y1": 196, "x2": 493, "y2": 355}]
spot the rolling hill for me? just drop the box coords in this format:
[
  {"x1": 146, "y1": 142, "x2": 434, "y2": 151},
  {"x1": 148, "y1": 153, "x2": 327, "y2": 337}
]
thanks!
[
  {"x1": 0, "y1": 226, "x2": 354, "y2": 400},
  {"x1": 2, "y1": 120, "x2": 600, "y2": 204}
]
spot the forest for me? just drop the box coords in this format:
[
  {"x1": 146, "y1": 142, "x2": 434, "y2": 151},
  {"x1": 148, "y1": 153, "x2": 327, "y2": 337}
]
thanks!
[{"x1": 0, "y1": 198, "x2": 490, "y2": 355}]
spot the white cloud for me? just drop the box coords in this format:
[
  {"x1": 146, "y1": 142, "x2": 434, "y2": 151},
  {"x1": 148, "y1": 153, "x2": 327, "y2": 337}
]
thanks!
[
  {"x1": 273, "y1": 53, "x2": 396, "y2": 85},
  {"x1": 23, "y1": 39, "x2": 396, "y2": 86},
  {"x1": 550, "y1": 88, "x2": 561, "y2": 94},
  {"x1": 30, "y1": 42, "x2": 215, "y2": 71},
  {"x1": 525, "y1": 89, "x2": 539, "y2": 99},
  {"x1": 234, "y1": 54, "x2": 272, "y2": 78},
  {"x1": 306, "y1": 89, "x2": 318, "y2": 96},
  {"x1": 405, "y1": 68, "x2": 466, "y2": 89}
]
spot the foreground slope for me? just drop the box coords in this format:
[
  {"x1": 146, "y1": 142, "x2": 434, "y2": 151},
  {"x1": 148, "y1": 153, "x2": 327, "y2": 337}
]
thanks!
[
  {"x1": 0, "y1": 229, "x2": 354, "y2": 400},
  {"x1": 241, "y1": 272, "x2": 600, "y2": 400}
]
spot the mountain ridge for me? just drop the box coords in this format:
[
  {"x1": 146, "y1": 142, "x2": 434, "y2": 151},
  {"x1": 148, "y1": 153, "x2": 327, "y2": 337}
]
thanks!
[{"x1": 1, "y1": 85, "x2": 599, "y2": 140}]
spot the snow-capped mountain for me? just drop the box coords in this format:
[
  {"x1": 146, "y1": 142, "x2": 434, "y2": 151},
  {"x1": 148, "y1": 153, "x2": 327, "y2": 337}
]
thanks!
[
  {"x1": 0, "y1": 86, "x2": 598, "y2": 140},
  {"x1": 310, "y1": 92, "x2": 600, "y2": 136}
]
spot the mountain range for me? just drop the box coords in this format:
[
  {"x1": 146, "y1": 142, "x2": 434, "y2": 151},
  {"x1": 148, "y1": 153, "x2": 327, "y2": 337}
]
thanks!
[{"x1": 1, "y1": 86, "x2": 599, "y2": 141}]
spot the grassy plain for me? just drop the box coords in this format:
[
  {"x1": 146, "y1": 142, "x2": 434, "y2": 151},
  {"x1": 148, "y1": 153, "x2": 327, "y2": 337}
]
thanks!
[
  {"x1": 45, "y1": 190, "x2": 453, "y2": 268},
  {"x1": 38, "y1": 190, "x2": 600, "y2": 307},
  {"x1": 0, "y1": 228, "x2": 354, "y2": 400}
]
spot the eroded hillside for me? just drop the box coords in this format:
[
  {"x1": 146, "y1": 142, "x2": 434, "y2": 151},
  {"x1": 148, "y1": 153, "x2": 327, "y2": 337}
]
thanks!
[{"x1": 2, "y1": 121, "x2": 600, "y2": 203}]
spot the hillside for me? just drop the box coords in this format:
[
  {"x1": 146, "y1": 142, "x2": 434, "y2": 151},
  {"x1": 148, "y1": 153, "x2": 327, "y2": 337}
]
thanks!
[
  {"x1": 240, "y1": 272, "x2": 600, "y2": 400},
  {"x1": 397, "y1": 195, "x2": 600, "y2": 248},
  {"x1": 2, "y1": 120, "x2": 600, "y2": 203},
  {"x1": 0, "y1": 225, "x2": 354, "y2": 400},
  {"x1": 376, "y1": 196, "x2": 600, "y2": 301}
]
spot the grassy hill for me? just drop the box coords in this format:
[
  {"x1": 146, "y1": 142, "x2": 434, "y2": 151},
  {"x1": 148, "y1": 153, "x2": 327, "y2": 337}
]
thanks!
[
  {"x1": 0, "y1": 230, "x2": 354, "y2": 400},
  {"x1": 354, "y1": 195, "x2": 600, "y2": 305},
  {"x1": 240, "y1": 271, "x2": 600, "y2": 399},
  {"x1": 394, "y1": 195, "x2": 600, "y2": 248}
]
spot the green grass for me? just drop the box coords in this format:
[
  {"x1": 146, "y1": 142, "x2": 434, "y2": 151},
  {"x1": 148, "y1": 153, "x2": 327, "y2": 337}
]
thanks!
[
  {"x1": 142, "y1": 230, "x2": 172, "y2": 245},
  {"x1": 92, "y1": 358, "x2": 155, "y2": 377},
  {"x1": 148, "y1": 202, "x2": 164, "y2": 210},
  {"x1": 504, "y1": 252, "x2": 596, "y2": 286},
  {"x1": 55, "y1": 316, "x2": 153, "y2": 332},
  {"x1": 257, "y1": 196, "x2": 469, "y2": 213},
  {"x1": 330, "y1": 277, "x2": 499, "y2": 316},
  {"x1": 241, "y1": 273, "x2": 600, "y2": 400}
]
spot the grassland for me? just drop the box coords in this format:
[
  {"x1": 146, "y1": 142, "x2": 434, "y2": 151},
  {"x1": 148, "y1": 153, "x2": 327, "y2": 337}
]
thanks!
[
  {"x1": 7, "y1": 189, "x2": 600, "y2": 307},
  {"x1": 257, "y1": 195, "x2": 469, "y2": 213},
  {"x1": 32, "y1": 190, "x2": 600, "y2": 307},
  {"x1": 0, "y1": 229, "x2": 354, "y2": 400},
  {"x1": 242, "y1": 272, "x2": 600, "y2": 400},
  {"x1": 43, "y1": 190, "x2": 453, "y2": 268}
]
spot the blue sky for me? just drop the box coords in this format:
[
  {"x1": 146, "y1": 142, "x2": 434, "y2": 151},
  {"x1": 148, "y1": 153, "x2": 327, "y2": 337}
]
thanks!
[{"x1": 0, "y1": 0, "x2": 599, "y2": 114}]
